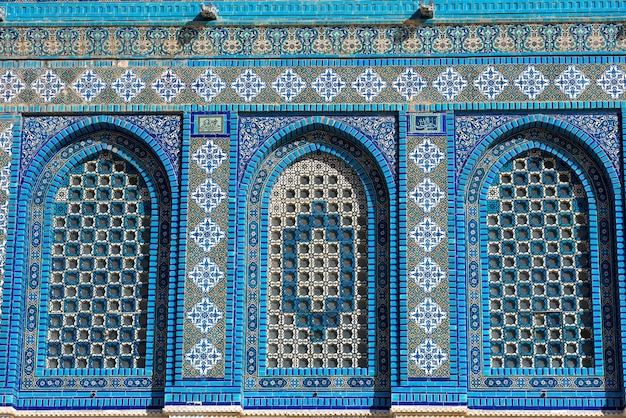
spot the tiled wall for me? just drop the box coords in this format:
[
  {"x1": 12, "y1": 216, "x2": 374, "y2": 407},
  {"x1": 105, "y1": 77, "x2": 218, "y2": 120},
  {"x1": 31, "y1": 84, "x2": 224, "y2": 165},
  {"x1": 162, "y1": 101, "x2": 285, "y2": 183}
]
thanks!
[{"x1": 0, "y1": 8, "x2": 625, "y2": 414}]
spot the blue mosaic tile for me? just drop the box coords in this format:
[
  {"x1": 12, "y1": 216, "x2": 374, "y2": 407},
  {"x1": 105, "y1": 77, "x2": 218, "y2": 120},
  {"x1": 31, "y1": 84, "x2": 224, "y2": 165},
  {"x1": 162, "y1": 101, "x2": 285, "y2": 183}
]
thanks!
[
  {"x1": 4, "y1": 115, "x2": 180, "y2": 407},
  {"x1": 457, "y1": 123, "x2": 621, "y2": 405}
]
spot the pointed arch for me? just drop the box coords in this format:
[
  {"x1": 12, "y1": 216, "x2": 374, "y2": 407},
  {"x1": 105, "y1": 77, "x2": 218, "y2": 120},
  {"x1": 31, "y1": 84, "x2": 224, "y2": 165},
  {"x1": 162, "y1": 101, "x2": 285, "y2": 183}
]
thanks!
[
  {"x1": 5, "y1": 120, "x2": 178, "y2": 409},
  {"x1": 237, "y1": 122, "x2": 393, "y2": 409},
  {"x1": 459, "y1": 123, "x2": 623, "y2": 409}
]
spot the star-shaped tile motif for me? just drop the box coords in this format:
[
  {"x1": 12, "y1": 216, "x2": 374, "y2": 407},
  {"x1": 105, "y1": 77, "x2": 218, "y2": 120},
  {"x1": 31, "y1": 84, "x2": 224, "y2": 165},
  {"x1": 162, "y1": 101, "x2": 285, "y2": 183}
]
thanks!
[
  {"x1": 432, "y1": 67, "x2": 467, "y2": 101},
  {"x1": 271, "y1": 68, "x2": 306, "y2": 102},
  {"x1": 311, "y1": 68, "x2": 346, "y2": 102},
  {"x1": 31, "y1": 70, "x2": 65, "y2": 103},
  {"x1": 73, "y1": 70, "x2": 107, "y2": 102},
  {"x1": 231, "y1": 69, "x2": 266, "y2": 102},
  {"x1": 111, "y1": 69, "x2": 145, "y2": 103},
  {"x1": 473, "y1": 66, "x2": 509, "y2": 100}
]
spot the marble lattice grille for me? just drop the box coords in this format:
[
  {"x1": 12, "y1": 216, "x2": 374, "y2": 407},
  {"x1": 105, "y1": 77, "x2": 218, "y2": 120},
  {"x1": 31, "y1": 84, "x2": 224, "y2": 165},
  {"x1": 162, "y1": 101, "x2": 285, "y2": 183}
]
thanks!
[
  {"x1": 46, "y1": 152, "x2": 151, "y2": 369},
  {"x1": 267, "y1": 155, "x2": 369, "y2": 369}
]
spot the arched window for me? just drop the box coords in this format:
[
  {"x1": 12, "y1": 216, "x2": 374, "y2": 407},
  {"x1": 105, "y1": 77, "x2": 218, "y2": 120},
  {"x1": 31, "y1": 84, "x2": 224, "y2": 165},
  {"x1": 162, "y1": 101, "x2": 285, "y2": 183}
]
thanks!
[
  {"x1": 463, "y1": 127, "x2": 621, "y2": 408},
  {"x1": 266, "y1": 154, "x2": 369, "y2": 369},
  {"x1": 241, "y1": 129, "x2": 390, "y2": 406},
  {"x1": 46, "y1": 152, "x2": 152, "y2": 369},
  {"x1": 14, "y1": 128, "x2": 171, "y2": 402},
  {"x1": 485, "y1": 150, "x2": 594, "y2": 369}
]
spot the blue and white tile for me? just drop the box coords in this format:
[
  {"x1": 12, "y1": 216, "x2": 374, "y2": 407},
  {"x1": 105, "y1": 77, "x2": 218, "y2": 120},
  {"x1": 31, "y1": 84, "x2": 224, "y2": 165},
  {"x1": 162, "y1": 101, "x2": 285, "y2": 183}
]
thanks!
[
  {"x1": 554, "y1": 65, "x2": 590, "y2": 99},
  {"x1": 0, "y1": 70, "x2": 25, "y2": 103},
  {"x1": 187, "y1": 297, "x2": 223, "y2": 334},
  {"x1": 410, "y1": 297, "x2": 447, "y2": 334},
  {"x1": 409, "y1": 256, "x2": 446, "y2": 293},
  {"x1": 188, "y1": 257, "x2": 224, "y2": 293},
  {"x1": 393, "y1": 68, "x2": 426, "y2": 101},
  {"x1": 31, "y1": 70, "x2": 65, "y2": 103},
  {"x1": 72, "y1": 70, "x2": 106, "y2": 102},
  {"x1": 185, "y1": 339, "x2": 223, "y2": 375},
  {"x1": 111, "y1": 69, "x2": 145, "y2": 103},
  {"x1": 190, "y1": 215, "x2": 225, "y2": 253},
  {"x1": 409, "y1": 217, "x2": 445, "y2": 252},
  {"x1": 432, "y1": 67, "x2": 467, "y2": 101},
  {"x1": 186, "y1": 135, "x2": 228, "y2": 376},
  {"x1": 231, "y1": 69, "x2": 266, "y2": 102},
  {"x1": 151, "y1": 69, "x2": 186, "y2": 103},
  {"x1": 351, "y1": 68, "x2": 387, "y2": 102},
  {"x1": 191, "y1": 68, "x2": 227, "y2": 102},
  {"x1": 596, "y1": 65, "x2": 626, "y2": 99},
  {"x1": 409, "y1": 178, "x2": 445, "y2": 213},
  {"x1": 311, "y1": 68, "x2": 346, "y2": 102},
  {"x1": 473, "y1": 66, "x2": 508, "y2": 100},
  {"x1": 271, "y1": 68, "x2": 306, "y2": 102},
  {"x1": 410, "y1": 338, "x2": 448, "y2": 375},
  {"x1": 514, "y1": 65, "x2": 549, "y2": 100},
  {"x1": 409, "y1": 138, "x2": 445, "y2": 174},
  {"x1": 191, "y1": 178, "x2": 226, "y2": 214},
  {"x1": 191, "y1": 139, "x2": 228, "y2": 175}
]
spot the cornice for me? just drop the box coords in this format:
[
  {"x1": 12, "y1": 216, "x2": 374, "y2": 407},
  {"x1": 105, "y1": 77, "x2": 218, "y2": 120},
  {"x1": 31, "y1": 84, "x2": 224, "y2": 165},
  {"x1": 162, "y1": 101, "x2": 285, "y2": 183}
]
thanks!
[{"x1": 1, "y1": 407, "x2": 623, "y2": 418}]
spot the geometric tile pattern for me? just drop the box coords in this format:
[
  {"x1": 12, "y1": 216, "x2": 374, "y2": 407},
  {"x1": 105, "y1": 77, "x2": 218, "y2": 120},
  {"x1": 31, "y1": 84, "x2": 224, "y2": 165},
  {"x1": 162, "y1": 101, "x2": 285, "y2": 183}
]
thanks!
[
  {"x1": 407, "y1": 132, "x2": 449, "y2": 377},
  {"x1": 409, "y1": 138, "x2": 446, "y2": 174},
  {"x1": 351, "y1": 68, "x2": 387, "y2": 102},
  {"x1": 190, "y1": 217, "x2": 224, "y2": 251},
  {"x1": 46, "y1": 153, "x2": 150, "y2": 369},
  {"x1": 0, "y1": 63, "x2": 622, "y2": 106},
  {"x1": 596, "y1": 65, "x2": 626, "y2": 99},
  {"x1": 486, "y1": 150, "x2": 594, "y2": 369},
  {"x1": 409, "y1": 217, "x2": 446, "y2": 253},
  {"x1": 554, "y1": 65, "x2": 590, "y2": 100},
  {"x1": 513, "y1": 66, "x2": 549, "y2": 100},
  {"x1": 0, "y1": 70, "x2": 25, "y2": 103},
  {"x1": 409, "y1": 178, "x2": 445, "y2": 213},
  {"x1": 311, "y1": 68, "x2": 346, "y2": 103},
  {"x1": 191, "y1": 178, "x2": 226, "y2": 215},
  {"x1": 72, "y1": 70, "x2": 106, "y2": 102},
  {"x1": 0, "y1": 122, "x2": 12, "y2": 323},
  {"x1": 184, "y1": 339, "x2": 222, "y2": 376},
  {"x1": 474, "y1": 66, "x2": 509, "y2": 100},
  {"x1": 271, "y1": 68, "x2": 306, "y2": 102},
  {"x1": 186, "y1": 298, "x2": 223, "y2": 334},
  {"x1": 151, "y1": 69, "x2": 186, "y2": 103},
  {"x1": 410, "y1": 297, "x2": 447, "y2": 334},
  {"x1": 266, "y1": 155, "x2": 369, "y2": 369},
  {"x1": 185, "y1": 138, "x2": 228, "y2": 376},
  {"x1": 432, "y1": 67, "x2": 468, "y2": 101},
  {"x1": 30, "y1": 70, "x2": 65, "y2": 103},
  {"x1": 409, "y1": 256, "x2": 446, "y2": 294},
  {"x1": 393, "y1": 67, "x2": 426, "y2": 101},
  {"x1": 231, "y1": 69, "x2": 266, "y2": 102},
  {"x1": 191, "y1": 69, "x2": 227, "y2": 103},
  {"x1": 410, "y1": 338, "x2": 448, "y2": 376},
  {"x1": 111, "y1": 70, "x2": 145, "y2": 103},
  {"x1": 188, "y1": 257, "x2": 224, "y2": 294}
]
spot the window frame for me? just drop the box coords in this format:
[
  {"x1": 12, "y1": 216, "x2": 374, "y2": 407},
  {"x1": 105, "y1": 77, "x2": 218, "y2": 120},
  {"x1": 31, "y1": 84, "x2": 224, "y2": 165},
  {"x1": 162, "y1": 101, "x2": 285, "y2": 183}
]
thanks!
[
  {"x1": 460, "y1": 129, "x2": 621, "y2": 404},
  {"x1": 14, "y1": 133, "x2": 172, "y2": 392},
  {"x1": 240, "y1": 130, "x2": 391, "y2": 398}
]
